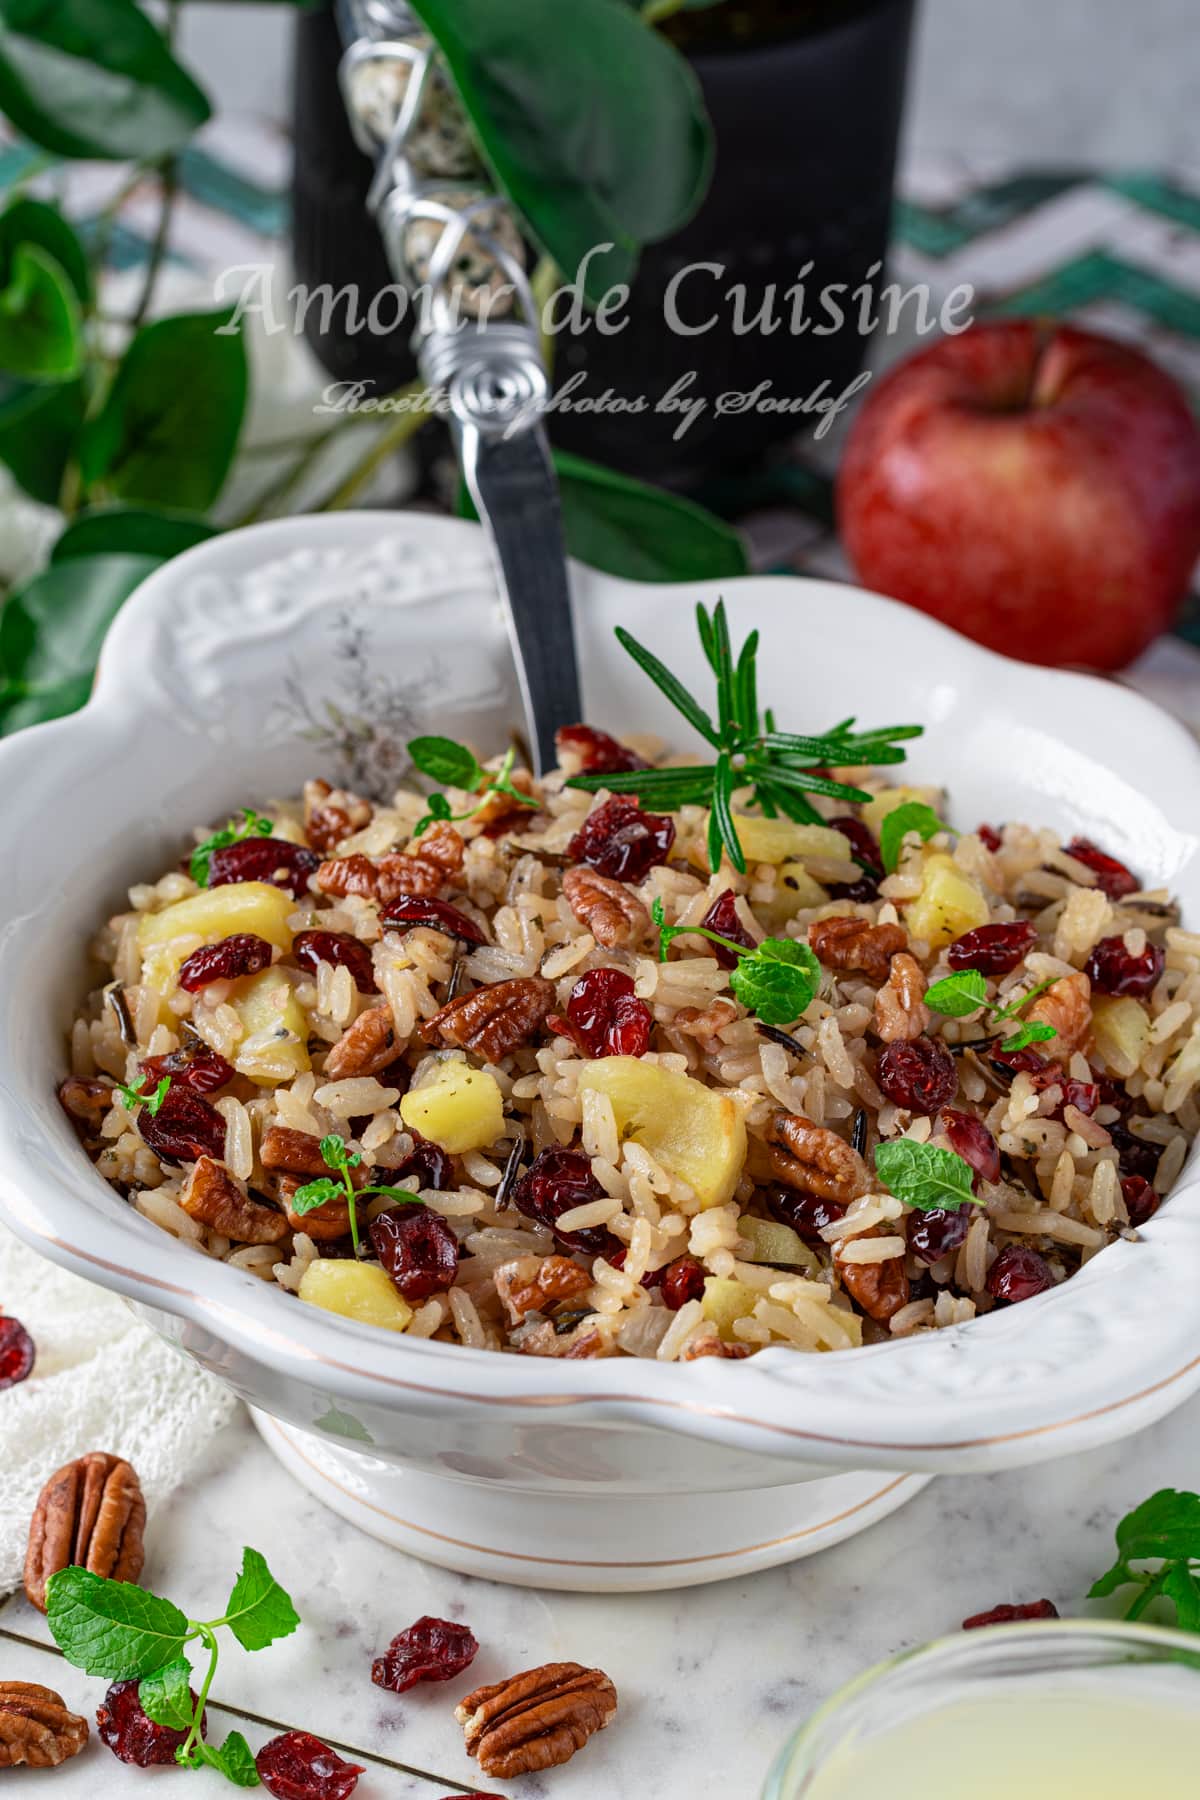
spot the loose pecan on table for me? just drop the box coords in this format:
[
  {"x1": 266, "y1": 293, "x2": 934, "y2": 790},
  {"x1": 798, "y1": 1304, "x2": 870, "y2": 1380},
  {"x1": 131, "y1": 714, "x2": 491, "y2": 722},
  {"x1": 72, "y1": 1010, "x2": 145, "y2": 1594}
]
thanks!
[
  {"x1": 303, "y1": 778, "x2": 373, "y2": 854},
  {"x1": 426, "y1": 976, "x2": 554, "y2": 1062},
  {"x1": 0, "y1": 1683, "x2": 89, "y2": 1768},
  {"x1": 181, "y1": 1156, "x2": 288, "y2": 1245},
  {"x1": 561, "y1": 865, "x2": 650, "y2": 949},
  {"x1": 24, "y1": 1452, "x2": 146, "y2": 1613},
  {"x1": 1027, "y1": 970, "x2": 1092, "y2": 1055},
  {"x1": 872, "y1": 951, "x2": 932, "y2": 1043},
  {"x1": 767, "y1": 1112, "x2": 871, "y2": 1203},
  {"x1": 322, "y1": 1005, "x2": 399, "y2": 1079},
  {"x1": 457, "y1": 1662, "x2": 618, "y2": 1779},
  {"x1": 834, "y1": 1229, "x2": 910, "y2": 1323},
  {"x1": 808, "y1": 916, "x2": 908, "y2": 983}
]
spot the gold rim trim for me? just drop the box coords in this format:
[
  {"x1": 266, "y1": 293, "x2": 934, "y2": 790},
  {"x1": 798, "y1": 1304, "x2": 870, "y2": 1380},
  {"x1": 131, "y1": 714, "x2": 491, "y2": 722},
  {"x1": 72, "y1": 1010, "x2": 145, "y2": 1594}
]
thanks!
[
  {"x1": 262, "y1": 1417, "x2": 918, "y2": 1568},
  {"x1": 15, "y1": 1211, "x2": 1200, "y2": 1453}
]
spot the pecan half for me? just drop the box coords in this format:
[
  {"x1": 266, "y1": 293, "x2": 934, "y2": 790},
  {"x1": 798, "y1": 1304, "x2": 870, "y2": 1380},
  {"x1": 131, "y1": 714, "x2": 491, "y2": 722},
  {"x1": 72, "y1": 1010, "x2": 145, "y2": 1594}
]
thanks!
[
  {"x1": 682, "y1": 1336, "x2": 752, "y2": 1360},
  {"x1": 457, "y1": 1663, "x2": 617, "y2": 1779},
  {"x1": 834, "y1": 1228, "x2": 910, "y2": 1322},
  {"x1": 767, "y1": 1112, "x2": 871, "y2": 1203},
  {"x1": 57, "y1": 1076, "x2": 114, "y2": 1132},
  {"x1": 495, "y1": 1255, "x2": 592, "y2": 1323},
  {"x1": 427, "y1": 976, "x2": 554, "y2": 1062},
  {"x1": 873, "y1": 952, "x2": 931, "y2": 1043},
  {"x1": 303, "y1": 778, "x2": 373, "y2": 854},
  {"x1": 275, "y1": 1175, "x2": 354, "y2": 1242},
  {"x1": 809, "y1": 916, "x2": 907, "y2": 983},
  {"x1": 1028, "y1": 970, "x2": 1092, "y2": 1054},
  {"x1": 323, "y1": 1005, "x2": 399, "y2": 1080},
  {"x1": 180, "y1": 1157, "x2": 288, "y2": 1245},
  {"x1": 0, "y1": 1683, "x2": 89, "y2": 1768},
  {"x1": 24, "y1": 1453, "x2": 145, "y2": 1613},
  {"x1": 674, "y1": 999, "x2": 740, "y2": 1041},
  {"x1": 561, "y1": 865, "x2": 649, "y2": 949},
  {"x1": 261, "y1": 1126, "x2": 333, "y2": 1177},
  {"x1": 474, "y1": 767, "x2": 538, "y2": 836}
]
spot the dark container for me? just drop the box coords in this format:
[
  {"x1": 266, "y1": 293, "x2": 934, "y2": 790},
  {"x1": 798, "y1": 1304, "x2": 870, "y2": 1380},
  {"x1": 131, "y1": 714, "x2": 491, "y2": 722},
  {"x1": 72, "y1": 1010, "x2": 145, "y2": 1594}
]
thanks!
[{"x1": 291, "y1": 0, "x2": 915, "y2": 485}]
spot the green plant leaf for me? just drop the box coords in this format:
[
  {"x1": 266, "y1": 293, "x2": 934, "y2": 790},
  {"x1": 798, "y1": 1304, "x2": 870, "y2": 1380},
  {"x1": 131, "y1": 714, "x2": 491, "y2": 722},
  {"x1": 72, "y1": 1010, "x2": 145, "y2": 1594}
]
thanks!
[
  {"x1": 613, "y1": 623, "x2": 720, "y2": 747},
  {"x1": 139, "y1": 1656, "x2": 195, "y2": 1730},
  {"x1": 45, "y1": 1567, "x2": 190, "y2": 1678},
  {"x1": 1105, "y1": 1489, "x2": 1200, "y2": 1571},
  {"x1": 0, "y1": 552, "x2": 160, "y2": 734},
  {"x1": 52, "y1": 505, "x2": 216, "y2": 563},
  {"x1": 221, "y1": 1548, "x2": 300, "y2": 1653},
  {"x1": 407, "y1": 734, "x2": 485, "y2": 789},
  {"x1": 0, "y1": 195, "x2": 90, "y2": 302},
  {"x1": 999, "y1": 1021, "x2": 1057, "y2": 1054},
  {"x1": 409, "y1": 0, "x2": 711, "y2": 301},
  {"x1": 730, "y1": 937, "x2": 821, "y2": 1027},
  {"x1": 874, "y1": 1139, "x2": 981, "y2": 1212},
  {"x1": 879, "y1": 801, "x2": 946, "y2": 873},
  {"x1": 193, "y1": 1731, "x2": 261, "y2": 1787},
  {"x1": 924, "y1": 970, "x2": 989, "y2": 1018},
  {"x1": 80, "y1": 310, "x2": 247, "y2": 511},
  {"x1": 0, "y1": 243, "x2": 83, "y2": 381},
  {"x1": 0, "y1": 374, "x2": 85, "y2": 503},
  {"x1": 0, "y1": 0, "x2": 211, "y2": 161}
]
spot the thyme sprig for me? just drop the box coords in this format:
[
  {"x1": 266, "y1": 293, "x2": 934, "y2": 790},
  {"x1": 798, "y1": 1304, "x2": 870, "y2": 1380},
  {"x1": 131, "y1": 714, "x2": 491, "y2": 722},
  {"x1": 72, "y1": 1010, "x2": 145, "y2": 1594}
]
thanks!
[
  {"x1": 566, "y1": 600, "x2": 923, "y2": 873},
  {"x1": 291, "y1": 1133, "x2": 424, "y2": 1256}
]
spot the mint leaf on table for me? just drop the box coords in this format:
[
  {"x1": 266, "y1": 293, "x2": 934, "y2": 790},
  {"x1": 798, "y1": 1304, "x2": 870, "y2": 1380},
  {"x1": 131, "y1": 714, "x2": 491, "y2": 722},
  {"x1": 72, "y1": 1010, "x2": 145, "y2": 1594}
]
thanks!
[
  {"x1": 730, "y1": 937, "x2": 821, "y2": 1027},
  {"x1": 139, "y1": 1656, "x2": 195, "y2": 1730},
  {"x1": 874, "y1": 1139, "x2": 981, "y2": 1212},
  {"x1": 45, "y1": 1568, "x2": 189, "y2": 1678},
  {"x1": 222, "y1": 1549, "x2": 301, "y2": 1653},
  {"x1": 1089, "y1": 1489, "x2": 1200, "y2": 1632},
  {"x1": 925, "y1": 970, "x2": 989, "y2": 1018},
  {"x1": 194, "y1": 1731, "x2": 261, "y2": 1786},
  {"x1": 880, "y1": 801, "x2": 947, "y2": 873}
]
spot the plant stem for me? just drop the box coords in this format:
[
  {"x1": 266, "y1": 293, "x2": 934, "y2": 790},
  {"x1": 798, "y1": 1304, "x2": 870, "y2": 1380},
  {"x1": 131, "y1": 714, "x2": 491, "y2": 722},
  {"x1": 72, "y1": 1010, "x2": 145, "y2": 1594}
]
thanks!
[
  {"x1": 312, "y1": 379, "x2": 433, "y2": 511},
  {"x1": 177, "y1": 1624, "x2": 220, "y2": 1766},
  {"x1": 129, "y1": 157, "x2": 178, "y2": 332}
]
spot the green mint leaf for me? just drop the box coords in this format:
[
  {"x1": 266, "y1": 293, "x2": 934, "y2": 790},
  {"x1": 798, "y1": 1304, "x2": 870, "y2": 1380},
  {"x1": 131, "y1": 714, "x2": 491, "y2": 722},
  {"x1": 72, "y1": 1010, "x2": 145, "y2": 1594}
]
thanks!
[
  {"x1": 1113, "y1": 1488, "x2": 1200, "y2": 1568},
  {"x1": 874, "y1": 1139, "x2": 981, "y2": 1212},
  {"x1": 45, "y1": 1568, "x2": 189, "y2": 1678},
  {"x1": 139, "y1": 1656, "x2": 195, "y2": 1730},
  {"x1": 221, "y1": 1548, "x2": 301, "y2": 1653},
  {"x1": 142, "y1": 1075, "x2": 171, "y2": 1117},
  {"x1": 194, "y1": 1732, "x2": 261, "y2": 1787},
  {"x1": 879, "y1": 802, "x2": 946, "y2": 873},
  {"x1": 731, "y1": 938, "x2": 821, "y2": 1027},
  {"x1": 924, "y1": 971, "x2": 989, "y2": 1018},
  {"x1": 614, "y1": 623, "x2": 720, "y2": 748},
  {"x1": 289, "y1": 1178, "x2": 342, "y2": 1216},
  {"x1": 1000, "y1": 1022, "x2": 1058, "y2": 1054},
  {"x1": 116, "y1": 1075, "x2": 170, "y2": 1115},
  {"x1": 407, "y1": 735, "x2": 485, "y2": 789},
  {"x1": 189, "y1": 808, "x2": 273, "y2": 887},
  {"x1": 1161, "y1": 1561, "x2": 1200, "y2": 1635},
  {"x1": 319, "y1": 1134, "x2": 349, "y2": 1170},
  {"x1": 991, "y1": 976, "x2": 1059, "y2": 1024}
]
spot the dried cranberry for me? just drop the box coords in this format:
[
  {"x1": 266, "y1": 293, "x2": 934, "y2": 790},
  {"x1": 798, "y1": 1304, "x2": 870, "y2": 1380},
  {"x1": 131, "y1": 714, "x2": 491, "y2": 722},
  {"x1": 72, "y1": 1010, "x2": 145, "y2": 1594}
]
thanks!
[
  {"x1": 963, "y1": 1599, "x2": 1059, "y2": 1630},
  {"x1": 293, "y1": 929, "x2": 379, "y2": 992},
  {"x1": 208, "y1": 838, "x2": 319, "y2": 899},
  {"x1": 877, "y1": 1037, "x2": 957, "y2": 1113},
  {"x1": 990, "y1": 1045, "x2": 1051, "y2": 1077},
  {"x1": 256, "y1": 1731, "x2": 363, "y2": 1800},
  {"x1": 767, "y1": 1186, "x2": 847, "y2": 1243},
  {"x1": 136, "y1": 1086, "x2": 227, "y2": 1163},
  {"x1": 609, "y1": 1249, "x2": 664, "y2": 1290},
  {"x1": 1092, "y1": 1070, "x2": 1134, "y2": 1117},
  {"x1": 97, "y1": 1679, "x2": 204, "y2": 1766},
  {"x1": 1085, "y1": 935, "x2": 1164, "y2": 998},
  {"x1": 946, "y1": 921, "x2": 1037, "y2": 976},
  {"x1": 826, "y1": 874, "x2": 882, "y2": 903},
  {"x1": 371, "y1": 1615, "x2": 479, "y2": 1694},
  {"x1": 380, "y1": 895, "x2": 486, "y2": 945},
  {"x1": 548, "y1": 968, "x2": 653, "y2": 1059},
  {"x1": 1064, "y1": 837, "x2": 1139, "y2": 901},
  {"x1": 940, "y1": 1108, "x2": 1000, "y2": 1188},
  {"x1": 392, "y1": 1136, "x2": 453, "y2": 1191},
  {"x1": 986, "y1": 1245, "x2": 1055, "y2": 1304},
  {"x1": 1058, "y1": 1079, "x2": 1100, "y2": 1117},
  {"x1": 1110, "y1": 1121, "x2": 1163, "y2": 1182},
  {"x1": 659, "y1": 1256, "x2": 706, "y2": 1310},
  {"x1": 1122, "y1": 1174, "x2": 1161, "y2": 1227},
  {"x1": 556, "y1": 723, "x2": 648, "y2": 776},
  {"x1": 511, "y1": 1148, "x2": 615, "y2": 1254},
  {"x1": 0, "y1": 1315, "x2": 35, "y2": 1388},
  {"x1": 567, "y1": 797, "x2": 675, "y2": 882},
  {"x1": 178, "y1": 933, "x2": 273, "y2": 992},
  {"x1": 977, "y1": 824, "x2": 1003, "y2": 853},
  {"x1": 909, "y1": 1206, "x2": 972, "y2": 1265},
  {"x1": 829, "y1": 815, "x2": 883, "y2": 877},
  {"x1": 700, "y1": 890, "x2": 757, "y2": 969},
  {"x1": 138, "y1": 1042, "x2": 235, "y2": 1096},
  {"x1": 370, "y1": 1207, "x2": 459, "y2": 1302}
]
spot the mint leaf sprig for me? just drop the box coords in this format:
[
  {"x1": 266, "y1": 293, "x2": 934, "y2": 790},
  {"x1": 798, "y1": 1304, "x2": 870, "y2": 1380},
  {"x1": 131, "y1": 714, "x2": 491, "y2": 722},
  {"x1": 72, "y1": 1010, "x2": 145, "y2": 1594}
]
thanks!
[
  {"x1": 565, "y1": 600, "x2": 923, "y2": 874},
  {"x1": 879, "y1": 801, "x2": 948, "y2": 873},
  {"x1": 407, "y1": 738, "x2": 538, "y2": 839},
  {"x1": 190, "y1": 808, "x2": 274, "y2": 888},
  {"x1": 925, "y1": 971, "x2": 1060, "y2": 1055},
  {"x1": 1088, "y1": 1489, "x2": 1200, "y2": 1632},
  {"x1": 45, "y1": 1548, "x2": 300, "y2": 1786},
  {"x1": 116, "y1": 1074, "x2": 171, "y2": 1116},
  {"x1": 291, "y1": 1132, "x2": 425, "y2": 1255},
  {"x1": 874, "y1": 1138, "x2": 983, "y2": 1213},
  {"x1": 652, "y1": 896, "x2": 821, "y2": 1027}
]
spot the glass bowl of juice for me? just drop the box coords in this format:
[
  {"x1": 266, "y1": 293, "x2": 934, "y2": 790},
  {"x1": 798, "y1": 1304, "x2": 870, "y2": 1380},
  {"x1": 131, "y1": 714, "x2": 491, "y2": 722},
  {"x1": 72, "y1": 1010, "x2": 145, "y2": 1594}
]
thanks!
[{"x1": 764, "y1": 1621, "x2": 1200, "y2": 1799}]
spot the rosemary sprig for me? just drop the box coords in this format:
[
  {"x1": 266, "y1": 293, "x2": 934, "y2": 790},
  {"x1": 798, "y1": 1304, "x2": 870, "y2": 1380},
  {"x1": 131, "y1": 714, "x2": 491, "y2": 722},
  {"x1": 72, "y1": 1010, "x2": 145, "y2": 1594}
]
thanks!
[{"x1": 566, "y1": 600, "x2": 924, "y2": 872}]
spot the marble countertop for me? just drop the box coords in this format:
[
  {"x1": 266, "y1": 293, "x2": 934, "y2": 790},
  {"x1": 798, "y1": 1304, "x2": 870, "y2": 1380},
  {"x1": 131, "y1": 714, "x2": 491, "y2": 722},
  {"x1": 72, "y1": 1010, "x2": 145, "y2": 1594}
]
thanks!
[{"x1": 2, "y1": 1394, "x2": 1196, "y2": 1796}]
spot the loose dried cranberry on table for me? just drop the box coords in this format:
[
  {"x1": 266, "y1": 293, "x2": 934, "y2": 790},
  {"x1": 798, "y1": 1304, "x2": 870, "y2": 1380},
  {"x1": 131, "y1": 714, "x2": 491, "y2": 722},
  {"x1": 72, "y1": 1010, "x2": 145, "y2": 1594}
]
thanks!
[
  {"x1": 391, "y1": 1136, "x2": 452, "y2": 1191},
  {"x1": 136, "y1": 1086, "x2": 227, "y2": 1163},
  {"x1": 659, "y1": 1256, "x2": 706, "y2": 1311},
  {"x1": 511, "y1": 1148, "x2": 615, "y2": 1255},
  {"x1": 137, "y1": 1042, "x2": 235, "y2": 1096},
  {"x1": 699, "y1": 890, "x2": 757, "y2": 969},
  {"x1": 293, "y1": 930, "x2": 379, "y2": 993},
  {"x1": 178, "y1": 933, "x2": 274, "y2": 992},
  {"x1": 876, "y1": 1037, "x2": 958, "y2": 1113},
  {"x1": 380, "y1": 895, "x2": 486, "y2": 946},
  {"x1": 908, "y1": 1206, "x2": 972, "y2": 1265},
  {"x1": 371, "y1": 1616, "x2": 479, "y2": 1694},
  {"x1": 962, "y1": 1599, "x2": 1059, "y2": 1630},
  {"x1": 1064, "y1": 837, "x2": 1139, "y2": 901},
  {"x1": 976, "y1": 824, "x2": 1003, "y2": 853},
  {"x1": 567, "y1": 797, "x2": 676, "y2": 882},
  {"x1": 767, "y1": 1186, "x2": 847, "y2": 1244},
  {"x1": 547, "y1": 968, "x2": 653, "y2": 1059},
  {"x1": 940, "y1": 1107, "x2": 1000, "y2": 1188},
  {"x1": 207, "y1": 838, "x2": 320, "y2": 899},
  {"x1": 946, "y1": 920, "x2": 1037, "y2": 976},
  {"x1": 0, "y1": 1314, "x2": 35, "y2": 1388},
  {"x1": 1121, "y1": 1175, "x2": 1161, "y2": 1227},
  {"x1": 986, "y1": 1245, "x2": 1055, "y2": 1304},
  {"x1": 1109, "y1": 1121, "x2": 1162, "y2": 1182},
  {"x1": 370, "y1": 1207, "x2": 459, "y2": 1302},
  {"x1": 256, "y1": 1731, "x2": 363, "y2": 1800},
  {"x1": 1084, "y1": 934, "x2": 1165, "y2": 998},
  {"x1": 96, "y1": 1679, "x2": 204, "y2": 1765},
  {"x1": 556, "y1": 723, "x2": 648, "y2": 776}
]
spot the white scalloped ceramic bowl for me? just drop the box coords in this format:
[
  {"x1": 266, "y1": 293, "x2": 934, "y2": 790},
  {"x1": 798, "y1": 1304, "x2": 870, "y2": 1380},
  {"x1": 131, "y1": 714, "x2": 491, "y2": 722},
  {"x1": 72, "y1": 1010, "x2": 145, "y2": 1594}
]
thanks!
[{"x1": 2, "y1": 510, "x2": 1199, "y2": 1590}]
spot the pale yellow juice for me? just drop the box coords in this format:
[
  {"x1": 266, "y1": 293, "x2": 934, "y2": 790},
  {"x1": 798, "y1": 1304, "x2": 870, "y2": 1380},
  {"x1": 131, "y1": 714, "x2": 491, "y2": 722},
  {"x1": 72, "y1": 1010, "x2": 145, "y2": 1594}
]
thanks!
[{"x1": 806, "y1": 1691, "x2": 1200, "y2": 1798}]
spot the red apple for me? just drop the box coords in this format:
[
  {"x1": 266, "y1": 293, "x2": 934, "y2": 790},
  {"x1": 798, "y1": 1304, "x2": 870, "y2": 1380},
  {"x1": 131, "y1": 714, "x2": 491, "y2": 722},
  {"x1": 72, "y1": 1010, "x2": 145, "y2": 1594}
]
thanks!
[{"x1": 837, "y1": 320, "x2": 1200, "y2": 670}]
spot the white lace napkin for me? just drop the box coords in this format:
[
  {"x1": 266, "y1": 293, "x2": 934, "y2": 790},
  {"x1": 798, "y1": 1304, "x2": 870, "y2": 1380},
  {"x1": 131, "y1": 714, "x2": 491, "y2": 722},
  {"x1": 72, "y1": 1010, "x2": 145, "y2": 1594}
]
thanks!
[{"x1": 0, "y1": 1228, "x2": 239, "y2": 1596}]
